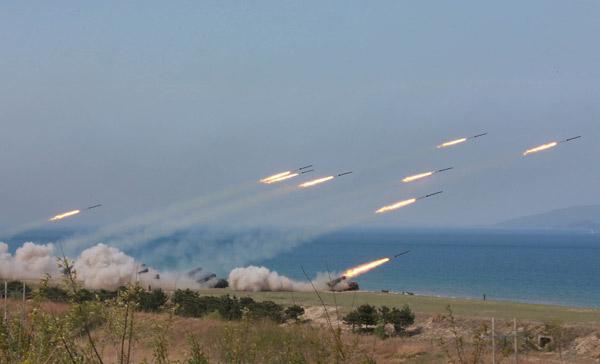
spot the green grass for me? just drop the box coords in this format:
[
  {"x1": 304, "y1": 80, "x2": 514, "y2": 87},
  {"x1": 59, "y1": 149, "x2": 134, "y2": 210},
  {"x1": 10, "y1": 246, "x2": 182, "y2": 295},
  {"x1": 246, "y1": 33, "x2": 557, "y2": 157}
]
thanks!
[{"x1": 195, "y1": 289, "x2": 600, "y2": 325}]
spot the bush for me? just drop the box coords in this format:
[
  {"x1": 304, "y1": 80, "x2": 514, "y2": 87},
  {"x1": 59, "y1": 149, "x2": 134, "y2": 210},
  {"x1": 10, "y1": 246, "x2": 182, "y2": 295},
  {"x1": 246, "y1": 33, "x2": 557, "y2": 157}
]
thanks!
[
  {"x1": 246, "y1": 300, "x2": 284, "y2": 323},
  {"x1": 96, "y1": 289, "x2": 118, "y2": 301},
  {"x1": 284, "y1": 305, "x2": 305, "y2": 322},
  {"x1": 171, "y1": 292, "x2": 288, "y2": 323},
  {"x1": 172, "y1": 289, "x2": 202, "y2": 317},
  {"x1": 137, "y1": 289, "x2": 168, "y2": 312},
  {"x1": 381, "y1": 305, "x2": 415, "y2": 335},
  {"x1": 216, "y1": 295, "x2": 242, "y2": 320},
  {"x1": 38, "y1": 286, "x2": 69, "y2": 302}
]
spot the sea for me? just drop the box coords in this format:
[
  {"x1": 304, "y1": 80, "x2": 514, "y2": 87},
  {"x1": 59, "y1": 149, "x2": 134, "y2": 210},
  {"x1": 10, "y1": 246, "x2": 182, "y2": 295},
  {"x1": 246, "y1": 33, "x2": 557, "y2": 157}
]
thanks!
[{"x1": 255, "y1": 228, "x2": 600, "y2": 308}]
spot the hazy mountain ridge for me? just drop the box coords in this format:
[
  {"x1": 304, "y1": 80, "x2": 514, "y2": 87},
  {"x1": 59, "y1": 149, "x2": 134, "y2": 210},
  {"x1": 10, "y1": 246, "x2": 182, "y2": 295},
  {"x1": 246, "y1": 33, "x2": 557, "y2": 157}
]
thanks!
[{"x1": 496, "y1": 205, "x2": 600, "y2": 231}]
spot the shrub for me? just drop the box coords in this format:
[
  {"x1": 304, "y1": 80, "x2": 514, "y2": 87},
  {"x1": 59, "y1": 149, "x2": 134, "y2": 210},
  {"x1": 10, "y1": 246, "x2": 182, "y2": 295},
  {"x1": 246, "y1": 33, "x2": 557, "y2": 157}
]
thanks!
[
  {"x1": 381, "y1": 305, "x2": 415, "y2": 335},
  {"x1": 172, "y1": 289, "x2": 202, "y2": 317},
  {"x1": 137, "y1": 289, "x2": 168, "y2": 312},
  {"x1": 216, "y1": 295, "x2": 242, "y2": 320},
  {"x1": 38, "y1": 285, "x2": 69, "y2": 302},
  {"x1": 246, "y1": 300, "x2": 285, "y2": 323},
  {"x1": 284, "y1": 304, "x2": 305, "y2": 322},
  {"x1": 96, "y1": 289, "x2": 118, "y2": 301}
]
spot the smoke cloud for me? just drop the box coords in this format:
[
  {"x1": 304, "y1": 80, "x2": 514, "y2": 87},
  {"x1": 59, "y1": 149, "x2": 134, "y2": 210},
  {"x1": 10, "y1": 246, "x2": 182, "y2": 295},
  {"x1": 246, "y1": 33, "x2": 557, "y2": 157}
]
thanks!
[
  {"x1": 0, "y1": 241, "x2": 224, "y2": 291},
  {"x1": 0, "y1": 241, "x2": 59, "y2": 280},
  {"x1": 228, "y1": 266, "x2": 351, "y2": 292}
]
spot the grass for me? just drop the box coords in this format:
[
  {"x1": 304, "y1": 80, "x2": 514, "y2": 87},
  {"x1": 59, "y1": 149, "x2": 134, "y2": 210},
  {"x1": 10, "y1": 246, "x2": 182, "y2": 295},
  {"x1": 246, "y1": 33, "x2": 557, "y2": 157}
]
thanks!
[{"x1": 194, "y1": 289, "x2": 600, "y2": 325}]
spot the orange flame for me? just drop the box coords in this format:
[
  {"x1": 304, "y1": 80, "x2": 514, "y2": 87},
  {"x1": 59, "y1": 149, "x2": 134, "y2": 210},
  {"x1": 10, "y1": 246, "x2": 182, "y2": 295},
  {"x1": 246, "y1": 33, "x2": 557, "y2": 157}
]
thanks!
[
  {"x1": 260, "y1": 171, "x2": 301, "y2": 184},
  {"x1": 402, "y1": 171, "x2": 433, "y2": 183},
  {"x1": 523, "y1": 141, "x2": 558, "y2": 156},
  {"x1": 375, "y1": 198, "x2": 417, "y2": 214},
  {"x1": 298, "y1": 176, "x2": 334, "y2": 188},
  {"x1": 49, "y1": 209, "x2": 81, "y2": 222},
  {"x1": 437, "y1": 137, "x2": 467, "y2": 149},
  {"x1": 343, "y1": 257, "x2": 391, "y2": 278}
]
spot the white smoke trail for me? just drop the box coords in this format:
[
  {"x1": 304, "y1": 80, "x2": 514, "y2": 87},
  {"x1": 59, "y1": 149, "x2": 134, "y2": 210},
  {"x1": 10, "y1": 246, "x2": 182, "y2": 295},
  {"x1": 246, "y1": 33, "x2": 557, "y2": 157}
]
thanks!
[{"x1": 61, "y1": 185, "x2": 289, "y2": 254}]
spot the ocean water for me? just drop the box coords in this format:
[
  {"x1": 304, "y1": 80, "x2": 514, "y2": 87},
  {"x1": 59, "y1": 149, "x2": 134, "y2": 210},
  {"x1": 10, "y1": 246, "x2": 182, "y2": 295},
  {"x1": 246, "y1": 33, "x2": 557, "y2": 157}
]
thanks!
[{"x1": 256, "y1": 229, "x2": 600, "y2": 308}]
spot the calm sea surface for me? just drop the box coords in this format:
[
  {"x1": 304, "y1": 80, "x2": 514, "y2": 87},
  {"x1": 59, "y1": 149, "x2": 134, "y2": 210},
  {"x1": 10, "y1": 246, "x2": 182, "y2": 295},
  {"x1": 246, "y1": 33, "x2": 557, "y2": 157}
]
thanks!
[{"x1": 256, "y1": 229, "x2": 600, "y2": 308}]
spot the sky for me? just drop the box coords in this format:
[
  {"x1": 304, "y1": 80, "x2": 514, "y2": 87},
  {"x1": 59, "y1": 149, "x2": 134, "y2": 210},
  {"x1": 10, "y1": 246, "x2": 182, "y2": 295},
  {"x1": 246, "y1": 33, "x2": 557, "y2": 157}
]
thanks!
[{"x1": 1, "y1": 1, "x2": 599, "y2": 234}]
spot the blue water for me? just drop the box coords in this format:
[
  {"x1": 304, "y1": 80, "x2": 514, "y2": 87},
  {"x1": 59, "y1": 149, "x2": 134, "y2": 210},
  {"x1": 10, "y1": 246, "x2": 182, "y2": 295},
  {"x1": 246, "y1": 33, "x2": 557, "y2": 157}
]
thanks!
[{"x1": 256, "y1": 229, "x2": 600, "y2": 308}]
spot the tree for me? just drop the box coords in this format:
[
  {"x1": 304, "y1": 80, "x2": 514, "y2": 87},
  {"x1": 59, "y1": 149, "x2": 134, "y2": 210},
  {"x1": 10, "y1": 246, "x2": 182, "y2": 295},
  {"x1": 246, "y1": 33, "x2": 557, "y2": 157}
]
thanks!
[
  {"x1": 386, "y1": 305, "x2": 415, "y2": 335},
  {"x1": 343, "y1": 310, "x2": 361, "y2": 332},
  {"x1": 343, "y1": 304, "x2": 378, "y2": 331}
]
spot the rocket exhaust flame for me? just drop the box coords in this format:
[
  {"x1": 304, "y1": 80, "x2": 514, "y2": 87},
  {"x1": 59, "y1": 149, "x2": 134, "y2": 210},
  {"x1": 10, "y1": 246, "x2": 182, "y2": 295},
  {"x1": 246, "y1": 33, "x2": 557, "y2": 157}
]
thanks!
[
  {"x1": 437, "y1": 138, "x2": 467, "y2": 149},
  {"x1": 260, "y1": 171, "x2": 292, "y2": 184},
  {"x1": 299, "y1": 176, "x2": 335, "y2": 188},
  {"x1": 375, "y1": 198, "x2": 416, "y2": 214},
  {"x1": 376, "y1": 191, "x2": 442, "y2": 214},
  {"x1": 402, "y1": 171, "x2": 433, "y2": 183},
  {"x1": 523, "y1": 136, "x2": 581, "y2": 156},
  {"x1": 260, "y1": 171, "x2": 292, "y2": 183},
  {"x1": 49, "y1": 209, "x2": 81, "y2": 222},
  {"x1": 265, "y1": 172, "x2": 299, "y2": 184},
  {"x1": 402, "y1": 167, "x2": 453, "y2": 183},
  {"x1": 343, "y1": 257, "x2": 391, "y2": 278},
  {"x1": 437, "y1": 133, "x2": 487, "y2": 148},
  {"x1": 260, "y1": 165, "x2": 314, "y2": 184},
  {"x1": 523, "y1": 142, "x2": 558, "y2": 156}
]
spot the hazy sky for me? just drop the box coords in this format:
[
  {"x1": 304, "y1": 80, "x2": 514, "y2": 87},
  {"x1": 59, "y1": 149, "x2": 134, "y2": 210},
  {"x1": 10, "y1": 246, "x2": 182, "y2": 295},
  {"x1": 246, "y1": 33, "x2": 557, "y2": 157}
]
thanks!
[{"x1": 1, "y1": 1, "x2": 599, "y2": 231}]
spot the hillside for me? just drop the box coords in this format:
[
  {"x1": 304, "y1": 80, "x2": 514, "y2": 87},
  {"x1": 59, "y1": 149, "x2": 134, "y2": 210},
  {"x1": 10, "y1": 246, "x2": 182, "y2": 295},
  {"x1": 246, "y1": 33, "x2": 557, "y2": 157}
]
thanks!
[{"x1": 496, "y1": 205, "x2": 600, "y2": 231}]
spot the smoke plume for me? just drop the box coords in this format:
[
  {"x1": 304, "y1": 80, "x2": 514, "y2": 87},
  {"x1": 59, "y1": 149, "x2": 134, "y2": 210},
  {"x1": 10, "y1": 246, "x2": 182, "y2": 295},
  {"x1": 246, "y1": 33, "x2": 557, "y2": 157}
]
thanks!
[
  {"x1": 0, "y1": 242, "x2": 223, "y2": 291},
  {"x1": 228, "y1": 266, "x2": 349, "y2": 292}
]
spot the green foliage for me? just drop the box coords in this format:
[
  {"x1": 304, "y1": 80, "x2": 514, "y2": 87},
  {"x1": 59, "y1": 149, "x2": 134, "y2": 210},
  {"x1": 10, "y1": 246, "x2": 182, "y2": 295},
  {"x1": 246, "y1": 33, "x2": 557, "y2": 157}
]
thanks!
[
  {"x1": 38, "y1": 285, "x2": 70, "y2": 302},
  {"x1": 343, "y1": 304, "x2": 378, "y2": 331},
  {"x1": 171, "y1": 291, "x2": 285, "y2": 323},
  {"x1": 136, "y1": 289, "x2": 168, "y2": 312},
  {"x1": 285, "y1": 304, "x2": 305, "y2": 322},
  {"x1": 343, "y1": 304, "x2": 415, "y2": 335},
  {"x1": 245, "y1": 300, "x2": 285, "y2": 323},
  {"x1": 380, "y1": 304, "x2": 415, "y2": 335},
  {"x1": 4, "y1": 281, "x2": 31, "y2": 299}
]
